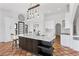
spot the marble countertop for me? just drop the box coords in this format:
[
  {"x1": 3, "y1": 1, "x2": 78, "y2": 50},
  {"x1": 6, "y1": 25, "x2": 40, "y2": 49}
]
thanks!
[
  {"x1": 61, "y1": 28, "x2": 70, "y2": 35},
  {"x1": 18, "y1": 34, "x2": 55, "y2": 42},
  {"x1": 61, "y1": 33, "x2": 70, "y2": 35}
]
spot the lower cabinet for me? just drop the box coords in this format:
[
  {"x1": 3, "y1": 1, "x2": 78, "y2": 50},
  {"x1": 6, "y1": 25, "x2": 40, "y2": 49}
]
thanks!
[
  {"x1": 32, "y1": 40, "x2": 38, "y2": 54},
  {"x1": 19, "y1": 36, "x2": 53, "y2": 56},
  {"x1": 61, "y1": 34, "x2": 71, "y2": 47},
  {"x1": 19, "y1": 37, "x2": 25, "y2": 49},
  {"x1": 37, "y1": 40, "x2": 53, "y2": 56},
  {"x1": 19, "y1": 37, "x2": 38, "y2": 54}
]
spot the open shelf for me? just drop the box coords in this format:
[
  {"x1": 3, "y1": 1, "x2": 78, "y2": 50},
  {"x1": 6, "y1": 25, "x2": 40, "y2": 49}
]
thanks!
[
  {"x1": 37, "y1": 46, "x2": 51, "y2": 51},
  {"x1": 38, "y1": 43, "x2": 51, "y2": 48},
  {"x1": 38, "y1": 40, "x2": 52, "y2": 47},
  {"x1": 37, "y1": 40, "x2": 53, "y2": 56},
  {"x1": 38, "y1": 51, "x2": 51, "y2": 56}
]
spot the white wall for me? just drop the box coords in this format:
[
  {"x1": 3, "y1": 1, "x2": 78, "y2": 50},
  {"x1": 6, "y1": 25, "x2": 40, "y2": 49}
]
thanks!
[
  {"x1": 4, "y1": 16, "x2": 18, "y2": 42},
  {"x1": 0, "y1": 3, "x2": 29, "y2": 42},
  {"x1": 44, "y1": 13, "x2": 65, "y2": 36},
  {"x1": 0, "y1": 11, "x2": 6, "y2": 42},
  {"x1": 0, "y1": 9, "x2": 18, "y2": 42}
]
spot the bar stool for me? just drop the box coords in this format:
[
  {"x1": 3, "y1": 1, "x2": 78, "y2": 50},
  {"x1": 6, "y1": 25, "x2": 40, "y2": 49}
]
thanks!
[{"x1": 11, "y1": 33, "x2": 19, "y2": 50}]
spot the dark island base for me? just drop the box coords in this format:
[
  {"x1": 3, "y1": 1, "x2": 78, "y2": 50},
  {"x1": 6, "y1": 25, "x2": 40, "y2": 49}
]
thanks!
[{"x1": 19, "y1": 36, "x2": 54, "y2": 56}]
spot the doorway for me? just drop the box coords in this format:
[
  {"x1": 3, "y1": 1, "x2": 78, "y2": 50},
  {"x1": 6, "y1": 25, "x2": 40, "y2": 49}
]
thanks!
[
  {"x1": 73, "y1": 5, "x2": 79, "y2": 35},
  {"x1": 54, "y1": 23, "x2": 61, "y2": 49}
]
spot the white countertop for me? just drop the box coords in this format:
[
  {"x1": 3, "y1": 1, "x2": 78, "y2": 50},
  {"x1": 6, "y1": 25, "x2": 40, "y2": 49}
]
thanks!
[
  {"x1": 18, "y1": 34, "x2": 55, "y2": 42},
  {"x1": 73, "y1": 35, "x2": 79, "y2": 37}
]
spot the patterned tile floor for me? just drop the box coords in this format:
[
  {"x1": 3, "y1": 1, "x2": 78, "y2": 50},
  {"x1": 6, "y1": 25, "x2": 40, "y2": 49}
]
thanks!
[
  {"x1": 0, "y1": 42, "x2": 79, "y2": 56},
  {"x1": 0, "y1": 42, "x2": 32, "y2": 56},
  {"x1": 54, "y1": 46, "x2": 79, "y2": 56}
]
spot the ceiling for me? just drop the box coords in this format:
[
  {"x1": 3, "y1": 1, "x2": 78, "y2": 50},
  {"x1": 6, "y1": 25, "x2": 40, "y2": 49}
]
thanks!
[
  {"x1": 0, "y1": 3, "x2": 68, "y2": 17},
  {"x1": 0, "y1": 3, "x2": 29, "y2": 15},
  {"x1": 40, "y1": 3, "x2": 68, "y2": 15}
]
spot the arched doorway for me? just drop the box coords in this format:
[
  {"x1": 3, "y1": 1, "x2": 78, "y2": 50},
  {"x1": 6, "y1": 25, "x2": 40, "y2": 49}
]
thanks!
[
  {"x1": 55, "y1": 23, "x2": 61, "y2": 36},
  {"x1": 54, "y1": 23, "x2": 61, "y2": 49},
  {"x1": 73, "y1": 5, "x2": 79, "y2": 35}
]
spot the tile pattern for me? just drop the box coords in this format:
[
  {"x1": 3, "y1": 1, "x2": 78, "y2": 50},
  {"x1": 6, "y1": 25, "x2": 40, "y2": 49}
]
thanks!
[
  {"x1": 53, "y1": 35, "x2": 61, "y2": 49},
  {"x1": 0, "y1": 42, "x2": 32, "y2": 56},
  {"x1": 0, "y1": 42, "x2": 79, "y2": 56},
  {"x1": 53, "y1": 46, "x2": 79, "y2": 56},
  {"x1": 53, "y1": 35, "x2": 79, "y2": 56}
]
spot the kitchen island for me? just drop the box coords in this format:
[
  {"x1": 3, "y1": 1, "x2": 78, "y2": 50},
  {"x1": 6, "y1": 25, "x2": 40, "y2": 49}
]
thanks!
[{"x1": 18, "y1": 34, "x2": 55, "y2": 56}]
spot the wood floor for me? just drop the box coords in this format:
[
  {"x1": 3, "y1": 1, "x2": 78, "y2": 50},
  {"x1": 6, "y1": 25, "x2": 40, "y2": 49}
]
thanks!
[
  {"x1": 0, "y1": 36, "x2": 79, "y2": 56},
  {"x1": 53, "y1": 35, "x2": 61, "y2": 49},
  {"x1": 53, "y1": 35, "x2": 79, "y2": 56},
  {"x1": 0, "y1": 42, "x2": 32, "y2": 56}
]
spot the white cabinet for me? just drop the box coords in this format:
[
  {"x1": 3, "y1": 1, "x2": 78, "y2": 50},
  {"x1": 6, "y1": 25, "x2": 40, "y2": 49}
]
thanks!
[
  {"x1": 65, "y1": 13, "x2": 70, "y2": 29},
  {"x1": 61, "y1": 34, "x2": 71, "y2": 47}
]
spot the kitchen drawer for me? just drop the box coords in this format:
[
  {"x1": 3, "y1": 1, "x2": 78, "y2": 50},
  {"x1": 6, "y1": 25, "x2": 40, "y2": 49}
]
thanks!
[
  {"x1": 41, "y1": 41, "x2": 52, "y2": 47},
  {"x1": 38, "y1": 46, "x2": 52, "y2": 54}
]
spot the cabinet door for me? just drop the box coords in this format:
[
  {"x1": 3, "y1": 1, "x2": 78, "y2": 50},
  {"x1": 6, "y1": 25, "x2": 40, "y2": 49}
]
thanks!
[
  {"x1": 22, "y1": 37, "x2": 28, "y2": 49},
  {"x1": 19, "y1": 37, "x2": 22, "y2": 48},
  {"x1": 19, "y1": 37, "x2": 25, "y2": 49},
  {"x1": 19, "y1": 37, "x2": 38, "y2": 54},
  {"x1": 27, "y1": 38, "x2": 33, "y2": 52},
  {"x1": 32, "y1": 39, "x2": 38, "y2": 54},
  {"x1": 61, "y1": 35, "x2": 70, "y2": 47}
]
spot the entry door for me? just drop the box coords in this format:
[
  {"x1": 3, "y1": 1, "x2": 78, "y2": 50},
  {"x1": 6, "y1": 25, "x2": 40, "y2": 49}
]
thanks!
[{"x1": 55, "y1": 23, "x2": 61, "y2": 35}]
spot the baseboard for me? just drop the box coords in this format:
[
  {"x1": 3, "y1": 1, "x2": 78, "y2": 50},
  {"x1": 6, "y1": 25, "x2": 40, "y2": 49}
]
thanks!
[{"x1": 0, "y1": 40, "x2": 12, "y2": 43}]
